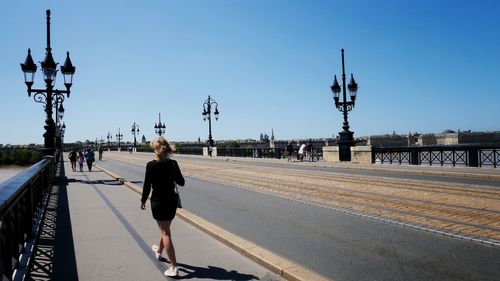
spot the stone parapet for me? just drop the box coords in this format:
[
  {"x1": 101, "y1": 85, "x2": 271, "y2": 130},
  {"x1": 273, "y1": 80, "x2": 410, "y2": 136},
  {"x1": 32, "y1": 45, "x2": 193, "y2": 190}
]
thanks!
[
  {"x1": 323, "y1": 145, "x2": 372, "y2": 163},
  {"x1": 322, "y1": 146, "x2": 340, "y2": 163},
  {"x1": 203, "y1": 147, "x2": 218, "y2": 157},
  {"x1": 350, "y1": 146, "x2": 372, "y2": 164}
]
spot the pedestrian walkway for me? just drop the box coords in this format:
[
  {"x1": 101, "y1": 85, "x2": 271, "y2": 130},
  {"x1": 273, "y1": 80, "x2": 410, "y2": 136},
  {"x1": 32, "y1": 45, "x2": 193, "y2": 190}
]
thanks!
[{"x1": 30, "y1": 159, "x2": 288, "y2": 281}]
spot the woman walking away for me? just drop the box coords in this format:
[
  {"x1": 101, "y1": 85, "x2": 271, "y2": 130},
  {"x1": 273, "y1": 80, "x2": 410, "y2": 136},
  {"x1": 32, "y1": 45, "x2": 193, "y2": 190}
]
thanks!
[
  {"x1": 68, "y1": 148, "x2": 77, "y2": 172},
  {"x1": 77, "y1": 150, "x2": 85, "y2": 172},
  {"x1": 140, "y1": 137, "x2": 185, "y2": 277}
]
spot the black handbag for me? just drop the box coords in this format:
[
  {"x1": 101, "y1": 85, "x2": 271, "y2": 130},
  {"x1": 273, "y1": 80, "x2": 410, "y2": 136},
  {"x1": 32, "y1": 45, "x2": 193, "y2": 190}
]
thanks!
[
  {"x1": 174, "y1": 184, "x2": 182, "y2": 208},
  {"x1": 172, "y1": 160, "x2": 182, "y2": 208}
]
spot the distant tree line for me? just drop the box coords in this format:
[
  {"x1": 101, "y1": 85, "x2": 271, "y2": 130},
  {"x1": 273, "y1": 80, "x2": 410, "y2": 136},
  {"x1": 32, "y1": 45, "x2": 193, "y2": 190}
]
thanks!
[{"x1": 0, "y1": 148, "x2": 43, "y2": 166}]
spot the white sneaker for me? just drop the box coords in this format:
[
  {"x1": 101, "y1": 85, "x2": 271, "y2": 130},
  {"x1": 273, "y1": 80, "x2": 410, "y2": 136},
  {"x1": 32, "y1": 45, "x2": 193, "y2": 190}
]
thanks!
[
  {"x1": 164, "y1": 267, "x2": 178, "y2": 277},
  {"x1": 151, "y1": 244, "x2": 162, "y2": 260}
]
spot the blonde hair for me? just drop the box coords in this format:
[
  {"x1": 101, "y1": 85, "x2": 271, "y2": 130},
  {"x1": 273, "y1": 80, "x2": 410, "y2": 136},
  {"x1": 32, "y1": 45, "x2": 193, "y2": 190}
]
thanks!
[{"x1": 150, "y1": 137, "x2": 173, "y2": 161}]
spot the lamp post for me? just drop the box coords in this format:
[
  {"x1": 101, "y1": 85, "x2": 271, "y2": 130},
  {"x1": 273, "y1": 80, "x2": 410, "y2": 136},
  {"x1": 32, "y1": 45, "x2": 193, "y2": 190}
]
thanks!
[
  {"x1": 154, "y1": 113, "x2": 166, "y2": 136},
  {"x1": 202, "y1": 95, "x2": 220, "y2": 147},
  {"x1": 330, "y1": 49, "x2": 358, "y2": 161},
  {"x1": 131, "y1": 122, "x2": 140, "y2": 152},
  {"x1": 107, "y1": 132, "x2": 113, "y2": 151},
  {"x1": 116, "y1": 128, "x2": 123, "y2": 151},
  {"x1": 20, "y1": 9, "x2": 75, "y2": 156}
]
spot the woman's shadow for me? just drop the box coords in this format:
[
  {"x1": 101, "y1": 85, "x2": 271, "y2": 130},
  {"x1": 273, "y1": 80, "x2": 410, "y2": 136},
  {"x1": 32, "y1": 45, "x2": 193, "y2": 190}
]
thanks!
[{"x1": 160, "y1": 260, "x2": 259, "y2": 280}]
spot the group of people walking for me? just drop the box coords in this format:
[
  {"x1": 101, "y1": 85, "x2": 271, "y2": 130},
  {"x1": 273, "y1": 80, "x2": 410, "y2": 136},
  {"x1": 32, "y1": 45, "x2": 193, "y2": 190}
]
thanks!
[
  {"x1": 285, "y1": 141, "x2": 313, "y2": 162},
  {"x1": 68, "y1": 148, "x2": 96, "y2": 172}
]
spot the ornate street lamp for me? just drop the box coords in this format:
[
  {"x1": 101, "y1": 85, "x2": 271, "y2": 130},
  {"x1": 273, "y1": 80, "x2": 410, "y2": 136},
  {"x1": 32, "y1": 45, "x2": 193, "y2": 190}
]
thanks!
[
  {"x1": 154, "y1": 113, "x2": 166, "y2": 136},
  {"x1": 330, "y1": 49, "x2": 358, "y2": 161},
  {"x1": 202, "y1": 95, "x2": 220, "y2": 147},
  {"x1": 116, "y1": 128, "x2": 123, "y2": 151},
  {"x1": 20, "y1": 10, "x2": 75, "y2": 156},
  {"x1": 107, "y1": 132, "x2": 113, "y2": 151},
  {"x1": 131, "y1": 122, "x2": 140, "y2": 151}
]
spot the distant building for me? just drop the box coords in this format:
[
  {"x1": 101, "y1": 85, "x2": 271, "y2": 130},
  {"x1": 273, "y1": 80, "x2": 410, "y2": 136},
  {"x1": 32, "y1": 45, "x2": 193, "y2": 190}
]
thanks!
[
  {"x1": 158, "y1": 130, "x2": 500, "y2": 151},
  {"x1": 367, "y1": 130, "x2": 500, "y2": 148},
  {"x1": 367, "y1": 132, "x2": 408, "y2": 147},
  {"x1": 438, "y1": 130, "x2": 500, "y2": 145},
  {"x1": 259, "y1": 132, "x2": 270, "y2": 142}
]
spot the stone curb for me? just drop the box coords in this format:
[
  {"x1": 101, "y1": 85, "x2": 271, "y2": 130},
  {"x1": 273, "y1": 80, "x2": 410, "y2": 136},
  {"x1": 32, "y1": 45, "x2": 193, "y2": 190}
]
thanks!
[{"x1": 95, "y1": 164, "x2": 330, "y2": 281}]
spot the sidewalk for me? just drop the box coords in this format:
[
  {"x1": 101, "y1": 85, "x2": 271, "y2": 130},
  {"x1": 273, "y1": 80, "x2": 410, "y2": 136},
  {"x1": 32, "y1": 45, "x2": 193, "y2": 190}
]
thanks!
[{"x1": 35, "y1": 159, "x2": 289, "y2": 281}]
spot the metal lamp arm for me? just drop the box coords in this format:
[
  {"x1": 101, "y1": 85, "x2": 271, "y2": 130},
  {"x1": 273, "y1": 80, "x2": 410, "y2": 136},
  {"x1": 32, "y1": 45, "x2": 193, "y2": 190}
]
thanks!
[{"x1": 336, "y1": 101, "x2": 355, "y2": 112}]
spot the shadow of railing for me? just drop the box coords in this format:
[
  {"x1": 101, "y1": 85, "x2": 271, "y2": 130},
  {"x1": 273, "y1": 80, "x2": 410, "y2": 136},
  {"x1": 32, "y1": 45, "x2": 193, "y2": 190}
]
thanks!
[{"x1": 28, "y1": 158, "x2": 79, "y2": 281}]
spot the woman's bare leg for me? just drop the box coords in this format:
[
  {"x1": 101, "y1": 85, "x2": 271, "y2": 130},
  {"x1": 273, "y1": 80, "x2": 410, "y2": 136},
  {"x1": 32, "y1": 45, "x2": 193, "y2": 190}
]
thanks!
[
  {"x1": 157, "y1": 236, "x2": 164, "y2": 254},
  {"x1": 157, "y1": 220, "x2": 177, "y2": 268}
]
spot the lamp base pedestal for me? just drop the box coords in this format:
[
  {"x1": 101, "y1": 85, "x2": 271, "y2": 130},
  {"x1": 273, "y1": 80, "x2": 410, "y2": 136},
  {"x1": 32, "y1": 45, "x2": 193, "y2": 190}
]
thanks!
[
  {"x1": 39, "y1": 148, "x2": 56, "y2": 156},
  {"x1": 338, "y1": 130, "x2": 354, "y2": 161},
  {"x1": 43, "y1": 124, "x2": 56, "y2": 156}
]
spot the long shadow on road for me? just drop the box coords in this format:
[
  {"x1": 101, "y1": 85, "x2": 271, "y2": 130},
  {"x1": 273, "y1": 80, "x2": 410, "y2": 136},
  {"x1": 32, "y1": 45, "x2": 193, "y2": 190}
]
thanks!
[{"x1": 82, "y1": 172, "x2": 258, "y2": 281}]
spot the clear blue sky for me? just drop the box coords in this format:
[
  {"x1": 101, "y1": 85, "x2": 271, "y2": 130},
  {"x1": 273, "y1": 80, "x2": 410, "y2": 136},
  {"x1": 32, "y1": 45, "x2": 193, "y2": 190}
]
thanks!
[{"x1": 1, "y1": 0, "x2": 499, "y2": 145}]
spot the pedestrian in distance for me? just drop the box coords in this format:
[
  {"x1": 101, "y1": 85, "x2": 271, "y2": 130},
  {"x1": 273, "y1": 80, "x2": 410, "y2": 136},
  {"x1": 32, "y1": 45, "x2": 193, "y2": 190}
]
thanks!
[
  {"x1": 305, "y1": 142, "x2": 313, "y2": 162},
  {"x1": 68, "y1": 148, "x2": 77, "y2": 172},
  {"x1": 141, "y1": 136, "x2": 185, "y2": 277},
  {"x1": 298, "y1": 143, "x2": 306, "y2": 162},
  {"x1": 208, "y1": 145, "x2": 213, "y2": 157},
  {"x1": 98, "y1": 146, "x2": 104, "y2": 160},
  {"x1": 77, "y1": 150, "x2": 85, "y2": 172},
  {"x1": 84, "y1": 148, "x2": 95, "y2": 171},
  {"x1": 285, "y1": 142, "x2": 294, "y2": 162}
]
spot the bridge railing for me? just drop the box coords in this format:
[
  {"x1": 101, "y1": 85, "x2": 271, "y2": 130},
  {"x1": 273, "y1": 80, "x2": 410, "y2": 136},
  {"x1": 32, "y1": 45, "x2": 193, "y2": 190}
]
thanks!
[
  {"x1": 372, "y1": 145, "x2": 499, "y2": 168},
  {"x1": 175, "y1": 147, "x2": 203, "y2": 155},
  {"x1": 129, "y1": 146, "x2": 326, "y2": 161},
  {"x1": 216, "y1": 147, "x2": 284, "y2": 159},
  {"x1": 0, "y1": 156, "x2": 55, "y2": 280},
  {"x1": 214, "y1": 147, "x2": 323, "y2": 161}
]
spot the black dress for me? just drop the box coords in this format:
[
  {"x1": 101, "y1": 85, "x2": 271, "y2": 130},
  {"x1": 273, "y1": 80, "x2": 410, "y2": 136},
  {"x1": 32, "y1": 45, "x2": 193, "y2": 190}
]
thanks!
[{"x1": 141, "y1": 159, "x2": 185, "y2": 221}]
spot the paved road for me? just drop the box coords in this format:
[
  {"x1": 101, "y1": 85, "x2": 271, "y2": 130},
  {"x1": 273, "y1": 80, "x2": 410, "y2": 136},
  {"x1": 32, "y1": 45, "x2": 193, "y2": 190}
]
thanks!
[
  {"x1": 96, "y1": 153, "x2": 500, "y2": 281},
  {"x1": 222, "y1": 160, "x2": 500, "y2": 187},
  {"x1": 108, "y1": 153, "x2": 500, "y2": 243}
]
